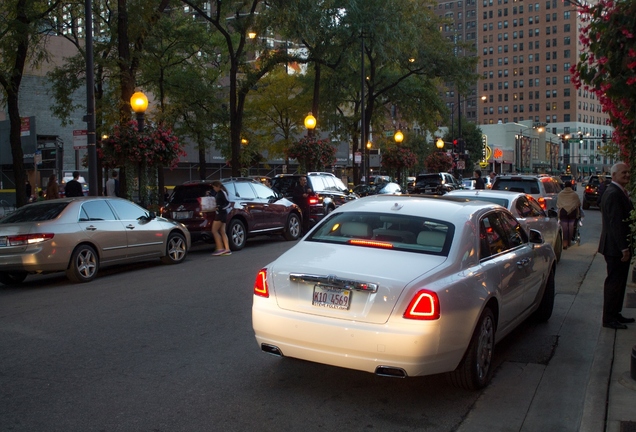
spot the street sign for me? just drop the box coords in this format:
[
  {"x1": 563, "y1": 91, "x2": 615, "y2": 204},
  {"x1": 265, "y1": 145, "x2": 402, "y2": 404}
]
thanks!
[
  {"x1": 479, "y1": 161, "x2": 488, "y2": 168},
  {"x1": 354, "y1": 152, "x2": 362, "y2": 164},
  {"x1": 73, "y1": 130, "x2": 88, "y2": 149},
  {"x1": 457, "y1": 160, "x2": 465, "y2": 169}
]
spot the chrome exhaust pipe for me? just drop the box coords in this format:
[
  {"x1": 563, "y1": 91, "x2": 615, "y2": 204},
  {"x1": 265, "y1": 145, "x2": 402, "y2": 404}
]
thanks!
[
  {"x1": 261, "y1": 343, "x2": 283, "y2": 357},
  {"x1": 375, "y1": 366, "x2": 407, "y2": 378}
]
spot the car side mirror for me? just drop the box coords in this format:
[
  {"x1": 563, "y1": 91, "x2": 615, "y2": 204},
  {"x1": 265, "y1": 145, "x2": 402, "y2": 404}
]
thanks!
[
  {"x1": 547, "y1": 209, "x2": 558, "y2": 218},
  {"x1": 528, "y1": 229, "x2": 544, "y2": 244}
]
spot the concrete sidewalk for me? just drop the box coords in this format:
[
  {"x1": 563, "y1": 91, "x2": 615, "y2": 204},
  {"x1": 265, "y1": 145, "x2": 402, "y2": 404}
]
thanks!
[{"x1": 457, "y1": 252, "x2": 636, "y2": 432}]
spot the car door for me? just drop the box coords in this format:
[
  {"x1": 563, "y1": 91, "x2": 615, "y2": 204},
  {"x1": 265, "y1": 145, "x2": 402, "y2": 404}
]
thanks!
[
  {"x1": 108, "y1": 199, "x2": 163, "y2": 258},
  {"x1": 232, "y1": 181, "x2": 266, "y2": 231},
  {"x1": 77, "y1": 200, "x2": 128, "y2": 263},
  {"x1": 251, "y1": 182, "x2": 285, "y2": 229},
  {"x1": 479, "y1": 211, "x2": 528, "y2": 330}
]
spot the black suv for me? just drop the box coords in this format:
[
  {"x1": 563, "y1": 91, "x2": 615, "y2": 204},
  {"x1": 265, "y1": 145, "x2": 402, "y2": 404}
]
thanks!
[
  {"x1": 560, "y1": 174, "x2": 577, "y2": 191},
  {"x1": 161, "y1": 178, "x2": 302, "y2": 250},
  {"x1": 583, "y1": 174, "x2": 611, "y2": 209},
  {"x1": 411, "y1": 173, "x2": 462, "y2": 195},
  {"x1": 271, "y1": 172, "x2": 358, "y2": 226}
]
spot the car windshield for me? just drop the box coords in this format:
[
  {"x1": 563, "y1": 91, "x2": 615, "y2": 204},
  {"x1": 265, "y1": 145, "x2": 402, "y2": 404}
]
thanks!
[
  {"x1": 415, "y1": 175, "x2": 441, "y2": 186},
  {"x1": 0, "y1": 201, "x2": 68, "y2": 223},
  {"x1": 170, "y1": 184, "x2": 213, "y2": 203},
  {"x1": 492, "y1": 179, "x2": 540, "y2": 194},
  {"x1": 306, "y1": 211, "x2": 453, "y2": 255}
]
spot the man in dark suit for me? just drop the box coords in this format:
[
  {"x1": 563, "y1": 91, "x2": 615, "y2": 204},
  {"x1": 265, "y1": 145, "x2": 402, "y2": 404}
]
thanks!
[
  {"x1": 598, "y1": 162, "x2": 634, "y2": 329},
  {"x1": 293, "y1": 176, "x2": 314, "y2": 234},
  {"x1": 64, "y1": 171, "x2": 84, "y2": 197}
]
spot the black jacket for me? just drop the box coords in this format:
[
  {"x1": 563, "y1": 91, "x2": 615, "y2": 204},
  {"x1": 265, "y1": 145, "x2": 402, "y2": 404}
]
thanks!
[
  {"x1": 598, "y1": 183, "x2": 633, "y2": 257},
  {"x1": 64, "y1": 180, "x2": 83, "y2": 197}
]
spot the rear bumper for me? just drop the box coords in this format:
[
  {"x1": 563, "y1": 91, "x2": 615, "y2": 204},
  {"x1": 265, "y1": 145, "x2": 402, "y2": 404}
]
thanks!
[{"x1": 252, "y1": 297, "x2": 463, "y2": 377}]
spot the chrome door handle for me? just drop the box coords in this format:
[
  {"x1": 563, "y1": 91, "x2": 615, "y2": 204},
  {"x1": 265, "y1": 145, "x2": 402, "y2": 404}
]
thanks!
[{"x1": 125, "y1": 224, "x2": 135, "y2": 230}]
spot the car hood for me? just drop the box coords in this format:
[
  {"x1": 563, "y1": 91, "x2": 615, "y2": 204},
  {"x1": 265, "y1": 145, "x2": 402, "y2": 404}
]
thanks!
[{"x1": 267, "y1": 241, "x2": 447, "y2": 324}]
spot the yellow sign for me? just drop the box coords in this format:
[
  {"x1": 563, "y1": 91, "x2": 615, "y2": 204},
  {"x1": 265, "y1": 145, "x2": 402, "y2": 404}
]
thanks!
[
  {"x1": 485, "y1": 145, "x2": 492, "y2": 161},
  {"x1": 479, "y1": 162, "x2": 489, "y2": 168}
]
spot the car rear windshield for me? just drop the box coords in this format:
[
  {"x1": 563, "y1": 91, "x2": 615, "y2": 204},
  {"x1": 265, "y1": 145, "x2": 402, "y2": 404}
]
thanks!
[
  {"x1": 492, "y1": 179, "x2": 540, "y2": 194},
  {"x1": 0, "y1": 202, "x2": 68, "y2": 223},
  {"x1": 171, "y1": 184, "x2": 214, "y2": 203},
  {"x1": 307, "y1": 211, "x2": 453, "y2": 255},
  {"x1": 415, "y1": 175, "x2": 441, "y2": 186}
]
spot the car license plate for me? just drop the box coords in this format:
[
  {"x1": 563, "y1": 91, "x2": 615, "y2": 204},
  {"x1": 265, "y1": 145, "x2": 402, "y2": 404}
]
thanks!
[
  {"x1": 0, "y1": 237, "x2": 5, "y2": 247},
  {"x1": 312, "y1": 285, "x2": 351, "y2": 310},
  {"x1": 172, "y1": 211, "x2": 192, "y2": 220}
]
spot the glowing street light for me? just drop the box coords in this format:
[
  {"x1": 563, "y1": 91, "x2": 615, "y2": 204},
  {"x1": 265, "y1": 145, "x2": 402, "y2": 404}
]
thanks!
[{"x1": 394, "y1": 130, "x2": 404, "y2": 144}]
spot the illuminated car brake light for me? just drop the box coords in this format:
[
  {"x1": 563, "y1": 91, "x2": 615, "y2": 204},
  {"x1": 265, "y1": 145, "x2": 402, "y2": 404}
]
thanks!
[
  {"x1": 7, "y1": 233, "x2": 54, "y2": 246},
  {"x1": 537, "y1": 197, "x2": 547, "y2": 210},
  {"x1": 308, "y1": 196, "x2": 320, "y2": 205},
  {"x1": 254, "y1": 268, "x2": 269, "y2": 298},
  {"x1": 403, "y1": 289, "x2": 440, "y2": 320},
  {"x1": 348, "y1": 239, "x2": 394, "y2": 249}
]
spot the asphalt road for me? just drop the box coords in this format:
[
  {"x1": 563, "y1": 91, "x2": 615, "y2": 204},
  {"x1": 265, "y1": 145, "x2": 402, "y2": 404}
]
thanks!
[{"x1": 0, "y1": 194, "x2": 597, "y2": 431}]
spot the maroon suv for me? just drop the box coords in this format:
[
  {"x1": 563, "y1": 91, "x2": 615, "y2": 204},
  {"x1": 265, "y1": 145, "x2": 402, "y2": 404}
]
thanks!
[{"x1": 161, "y1": 178, "x2": 302, "y2": 250}]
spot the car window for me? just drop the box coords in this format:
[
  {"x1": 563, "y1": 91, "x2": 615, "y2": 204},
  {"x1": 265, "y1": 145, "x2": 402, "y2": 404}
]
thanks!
[
  {"x1": 480, "y1": 212, "x2": 510, "y2": 257},
  {"x1": 499, "y1": 211, "x2": 528, "y2": 247},
  {"x1": 271, "y1": 177, "x2": 297, "y2": 196},
  {"x1": 233, "y1": 182, "x2": 256, "y2": 199},
  {"x1": 515, "y1": 196, "x2": 534, "y2": 218},
  {"x1": 171, "y1": 184, "x2": 213, "y2": 203},
  {"x1": 527, "y1": 196, "x2": 547, "y2": 216},
  {"x1": 320, "y1": 176, "x2": 336, "y2": 192},
  {"x1": 543, "y1": 179, "x2": 557, "y2": 194},
  {"x1": 0, "y1": 202, "x2": 68, "y2": 223},
  {"x1": 307, "y1": 211, "x2": 453, "y2": 255},
  {"x1": 108, "y1": 199, "x2": 148, "y2": 220},
  {"x1": 309, "y1": 176, "x2": 326, "y2": 192},
  {"x1": 415, "y1": 175, "x2": 441, "y2": 185},
  {"x1": 80, "y1": 200, "x2": 117, "y2": 221},
  {"x1": 492, "y1": 179, "x2": 540, "y2": 194},
  {"x1": 333, "y1": 177, "x2": 349, "y2": 193},
  {"x1": 252, "y1": 182, "x2": 276, "y2": 200}
]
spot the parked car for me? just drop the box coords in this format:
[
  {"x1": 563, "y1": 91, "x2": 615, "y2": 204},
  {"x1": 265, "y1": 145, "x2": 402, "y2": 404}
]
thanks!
[
  {"x1": 446, "y1": 189, "x2": 563, "y2": 262},
  {"x1": 583, "y1": 174, "x2": 611, "y2": 209},
  {"x1": 462, "y1": 177, "x2": 492, "y2": 190},
  {"x1": 411, "y1": 173, "x2": 462, "y2": 195},
  {"x1": 161, "y1": 178, "x2": 302, "y2": 250},
  {"x1": 559, "y1": 174, "x2": 577, "y2": 191},
  {"x1": 271, "y1": 172, "x2": 358, "y2": 226},
  {"x1": 252, "y1": 195, "x2": 556, "y2": 390},
  {"x1": 491, "y1": 175, "x2": 562, "y2": 211},
  {"x1": 0, "y1": 197, "x2": 190, "y2": 285}
]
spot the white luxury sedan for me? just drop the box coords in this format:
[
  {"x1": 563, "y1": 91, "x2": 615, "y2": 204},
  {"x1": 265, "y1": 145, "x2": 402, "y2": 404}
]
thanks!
[{"x1": 252, "y1": 195, "x2": 556, "y2": 390}]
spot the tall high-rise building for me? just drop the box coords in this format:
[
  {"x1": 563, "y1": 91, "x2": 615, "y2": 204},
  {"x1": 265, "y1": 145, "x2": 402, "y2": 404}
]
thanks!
[{"x1": 433, "y1": 0, "x2": 616, "y2": 172}]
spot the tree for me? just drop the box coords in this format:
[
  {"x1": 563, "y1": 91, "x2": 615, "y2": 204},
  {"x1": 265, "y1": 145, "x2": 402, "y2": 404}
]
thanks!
[
  {"x1": 0, "y1": 0, "x2": 61, "y2": 207},
  {"x1": 425, "y1": 151, "x2": 453, "y2": 174},
  {"x1": 286, "y1": 136, "x2": 336, "y2": 173},
  {"x1": 380, "y1": 145, "x2": 417, "y2": 185},
  {"x1": 572, "y1": 0, "x2": 636, "y2": 164},
  {"x1": 180, "y1": 0, "x2": 294, "y2": 177}
]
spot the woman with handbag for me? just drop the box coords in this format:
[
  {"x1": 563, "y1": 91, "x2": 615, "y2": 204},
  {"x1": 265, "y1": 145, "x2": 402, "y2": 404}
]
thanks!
[{"x1": 211, "y1": 181, "x2": 232, "y2": 256}]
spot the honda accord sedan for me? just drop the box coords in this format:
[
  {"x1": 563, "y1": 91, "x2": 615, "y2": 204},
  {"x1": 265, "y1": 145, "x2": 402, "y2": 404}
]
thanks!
[
  {"x1": 252, "y1": 195, "x2": 556, "y2": 390},
  {"x1": 0, "y1": 197, "x2": 190, "y2": 285}
]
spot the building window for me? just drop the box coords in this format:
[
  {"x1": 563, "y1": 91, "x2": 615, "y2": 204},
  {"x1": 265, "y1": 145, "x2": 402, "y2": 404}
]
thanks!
[{"x1": 564, "y1": 37, "x2": 571, "y2": 45}]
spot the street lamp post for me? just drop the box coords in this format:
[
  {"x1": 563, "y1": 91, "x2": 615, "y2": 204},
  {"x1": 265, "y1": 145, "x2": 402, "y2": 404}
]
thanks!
[
  {"x1": 130, "y1": 91, "x2": 148, "y2": 206},
  {"x1": 394, "y1": 130, "x2": 404, "y2": 185},
  {"x1": 304, "y1": 113, "x2": 316, "y2": 137},
  {"x1": 436, "y1": 137, "x2": 445, "y2": 151}
]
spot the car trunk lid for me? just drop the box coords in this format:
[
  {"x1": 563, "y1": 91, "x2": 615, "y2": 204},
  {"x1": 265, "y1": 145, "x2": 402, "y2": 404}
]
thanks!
[{"x1": 269, "y1": 241, "x2": 446, "y2": 324}]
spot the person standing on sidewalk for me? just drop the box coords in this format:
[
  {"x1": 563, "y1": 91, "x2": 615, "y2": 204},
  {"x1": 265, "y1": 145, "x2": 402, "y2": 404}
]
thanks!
[
  {"x1": 64, "y1": 171, "x2": 83, "y2": 197},
  {"x1": 598, "y1": 162, "x2": 634, "y2": 329},
  {"x1": 293, "y1": 176, "x2": 314, "y2": 234}
]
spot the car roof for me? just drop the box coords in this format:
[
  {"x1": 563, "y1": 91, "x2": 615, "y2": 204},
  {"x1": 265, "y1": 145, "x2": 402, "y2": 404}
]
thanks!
[
  {"x1": 337, "y1": 194, "x2": 503, "y2": 221},
  {"x1": 447, "y1": 189, "x2": 525, "y2": 199}
]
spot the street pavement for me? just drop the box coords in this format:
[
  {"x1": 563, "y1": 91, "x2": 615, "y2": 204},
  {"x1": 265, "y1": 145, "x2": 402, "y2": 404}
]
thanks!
[{"x1": 457, "y1": 218, "x2": 636, "y2": 431}]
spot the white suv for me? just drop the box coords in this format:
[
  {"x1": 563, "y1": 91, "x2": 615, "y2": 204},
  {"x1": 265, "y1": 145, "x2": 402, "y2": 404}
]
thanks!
[{"x1": 491, "y1": 175, "x2": 562, "y2": 211}]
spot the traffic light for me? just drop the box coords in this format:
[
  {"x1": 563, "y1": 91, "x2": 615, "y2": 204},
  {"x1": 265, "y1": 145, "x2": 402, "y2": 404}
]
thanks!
[
  {"x1": 578, "y1": 132, "x2": 583, "y2": 144},
  {"x1": 452, "y1": 139, "x2": 458, "y2": 147},
  {"x1": 602, "y1": 133, "x2": 607, "y2": 143}
]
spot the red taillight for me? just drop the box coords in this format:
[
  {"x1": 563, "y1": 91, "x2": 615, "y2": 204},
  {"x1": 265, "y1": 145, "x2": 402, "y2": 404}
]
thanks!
[
  {"x1": 537, "y1": 197, "x2": 547, "y2": 210},
  {"x1": 254, "y1": 268, "x2": 269, "y2": 298},
  {"x1": 7, "y1": 233, "x2": 54, "y2": 246},
  {"x1": 308, "y1": 196, "x2": 320, "y2": 205},
  {"x1": 403, "y1": 289, "x2": 440, "y2": 320},
  {"x1": 348, "y1": 239, "x2": 394, "y2": 249}
]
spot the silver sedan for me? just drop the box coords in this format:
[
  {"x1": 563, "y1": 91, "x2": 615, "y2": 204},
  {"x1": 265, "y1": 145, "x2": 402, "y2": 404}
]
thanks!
[
  {"x1": 0, "y1": 197, "x2": 190, "y2": 285},
  {"x1": 446, "y1": 189, "x2": 563, "y2": 262},
  {"x1": 252, "y1": 195, "x2": 556, "y2": 390}
]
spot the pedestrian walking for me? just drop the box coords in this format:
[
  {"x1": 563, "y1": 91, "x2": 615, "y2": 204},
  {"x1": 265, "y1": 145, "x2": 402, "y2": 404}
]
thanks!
[
  {"x1": 293, "y1": 176, "x2": 314, "y2": 234},
  {"x1": 64, "y1": 171, "x2": 83, "y2": 197},
  {"x1": 105, "y1": 171, "x2": 119, "y2": 197},
  {"x1": 211, "y1": 181, "x2": 232, "y2": 256},
  {"x1": 45, "y1": 174, "x2": 59, "y2": 200},
  {"x1": 557, "y1": 180, "x2": 581, "y2": 249},
  {"x1": 474, "y1": 170, "x2": 485, "y2": 190},
  {"x1": 598, "y1": 162, "x2": 634, "y2": 329},
  {"x1": 25, "y1": 180, "x2": 32, "y2": 201}
]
